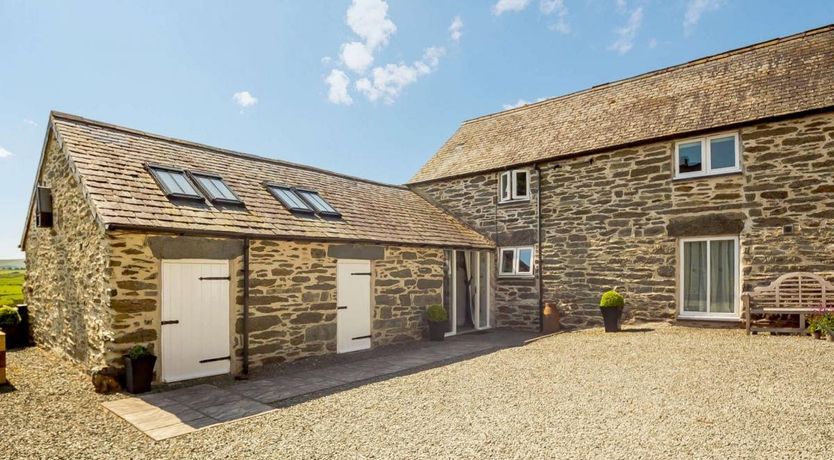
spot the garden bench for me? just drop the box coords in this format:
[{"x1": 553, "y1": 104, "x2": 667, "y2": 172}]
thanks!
[{"x1": 742, "y1": 272, "x2": 834, "y2": 335}]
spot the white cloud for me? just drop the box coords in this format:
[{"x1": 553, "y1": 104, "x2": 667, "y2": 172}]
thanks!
[
  {"x1": 449, "y1": 16, "x2": 463, "y2": 41},
  {"x1": 684, "y1": 0, "x2": 723, "y2": 34},
  {"x1": 321, "y1": 56, "x2": 333, "y2": 65},
  {"x1": 0, "y1": 146, "x2": 12, "y2": 158},
  {"x1": 540, "y1": 0, "x2": 569, "y2": 34},
  {"x1": 346, "y1": 0, "x2": 397, "y2": 52},
  {"x1": 355, "y1": 47, "x2": 445, "y2": 104},
  {"x1": 324, "y1": 0, "x2": 447, "y2": 106},
  {"x1": 615, "y1": 0, "x2": 627, "y2": 12},
  {"x1": 325, "y1": 69, "x2": 353, "y2": 105},
  {"x1": 609, "y1": 7, "x2": 643, "y2": 54},
  {"x1": 23, "y1": 119, "x2": 37, "y2": 127},
  {"x1": 502, "y1": 99, "x2": 530, "y2": 110},
  {"x1": 232, "y1": 91, "x2": 258, "y2": 108},
  {"x1": 649, "y1": 37, "x2": 658, "y2": 48},
  {"x1": 493, "y1": 0, "x2": 530, "y2": 15},
  {"x1": 340, "y1": 41, "x2": 375, "y2": 73}
]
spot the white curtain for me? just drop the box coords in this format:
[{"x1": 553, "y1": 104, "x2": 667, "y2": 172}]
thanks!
[
  {"x1": 710, "y1": 240, "x2": 735, "y2": 313},
  {"x1": 684, "y1": 241, "x2": 707, "y2": 312}
]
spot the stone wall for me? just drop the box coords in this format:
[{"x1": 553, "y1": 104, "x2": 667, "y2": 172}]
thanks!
[
  {"x1": 740, "y1": 113, "x2": 834, "y2": 288},
  {"x1": 372, "y1": 247, "x2": 444, "y2": 344},
  {"x1": 413, "y1": 172, "x2": 541, "y2": 330},
  {"x1": 413, "y1": 111, "x2": 834, "y2": 329},
  {"x1": 104, "y1": 235, "x2": 446, "y2": 375},
  {"x1": 24, "y1": 132, "x2": 111, "y2": 369}
]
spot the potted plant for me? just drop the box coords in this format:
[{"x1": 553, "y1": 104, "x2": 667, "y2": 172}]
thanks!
[
  {"x1": 123, "y1": 345, "x2": 157, "y2": 394},
  {"x1": 0, "y1": 306, "x2": 21, "y2": 345},
  {"x1": 599, "y1": 290, "x2": 624, "y2": 333},
  {"x1": 807, "y1": 315, "x2": 824, "y2": 339},
  {"x1": 426, "y1": 304, "x2": 448, "y2": 341},
  {"x1": 822, "y1": 313, "x2": 834, "y2": 342}
]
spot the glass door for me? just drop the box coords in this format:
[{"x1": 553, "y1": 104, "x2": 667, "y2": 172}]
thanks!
[{"x1": 444, "y1": 250, "x2": 491, "y2": 336}]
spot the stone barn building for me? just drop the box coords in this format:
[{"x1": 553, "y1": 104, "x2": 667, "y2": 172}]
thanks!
[{"x1": 21, "y1": 24, "x2": 834, "y2": 382}]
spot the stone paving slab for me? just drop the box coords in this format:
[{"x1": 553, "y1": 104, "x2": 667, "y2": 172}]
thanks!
[{"x1": 103, "y1": 329, "x2": 537, "y2": 441}]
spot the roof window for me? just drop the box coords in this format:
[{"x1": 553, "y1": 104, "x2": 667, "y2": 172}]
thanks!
[
  {"x1": 147, "y1": 166, "x2": 203, "y2": 200},
  {"x1": 295, "y1": 189, "x2": 341, "y2": 217},
  {"x1": 191, "y1": 172, "x2": 243, "y2": 204}
]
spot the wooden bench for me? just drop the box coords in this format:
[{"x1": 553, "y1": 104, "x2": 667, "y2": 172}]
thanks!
[{"x1": 742, "y1": 272, "x2": 834, "y2": 335}]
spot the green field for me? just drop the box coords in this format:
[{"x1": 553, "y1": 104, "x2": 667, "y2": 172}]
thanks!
[{"x1": 0, "y1": 270, "x2": 24, "y2": 306}]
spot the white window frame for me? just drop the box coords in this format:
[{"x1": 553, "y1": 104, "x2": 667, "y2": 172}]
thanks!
[
  {"x1": 499, "y1": 169, "x2": 530, "y2": 203},
  {"x1": 498, "y1": 246, "x2": 535, "y2": 277},
  {"x1": 678, "y1": 236, "x2": 741, "y2": 320},
  {"x1": 674, "y1": 132, "x2": 741, "y2": 179}
]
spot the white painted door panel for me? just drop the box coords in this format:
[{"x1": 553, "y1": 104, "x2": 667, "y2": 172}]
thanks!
[
  {"x1": 161, "y1": 260, "x2": 231, "y2": 382},
  {"x1": 337, "y1": 260, "x2": 372, "y2": 353}
]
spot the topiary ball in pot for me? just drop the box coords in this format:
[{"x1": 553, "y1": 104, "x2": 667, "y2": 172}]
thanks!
[
  {"x1": 599, "y1": 290, "x2": 624, "y2": 333},
  {"x1": 426, "y1": 304, "x2": 448, "y2": 341}
]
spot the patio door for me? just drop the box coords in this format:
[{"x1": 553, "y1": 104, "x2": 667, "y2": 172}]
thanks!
[
  {"x1": 337, "y1": 259, "x2": 372, "y2": 353},
  {"x1": 161, "y1": 260, "x2": 231, "y2": 382},
  {"x1": 678, "y1": 237, "x2": 740, "y2": 319},
  {"x1": 445, "y1": 250, "x2": 491, "y2": 336}
]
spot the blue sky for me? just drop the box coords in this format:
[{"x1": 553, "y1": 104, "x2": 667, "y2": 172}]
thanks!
[{"x1": 0, "y1": 1, "x2": 832, "y2": 259}]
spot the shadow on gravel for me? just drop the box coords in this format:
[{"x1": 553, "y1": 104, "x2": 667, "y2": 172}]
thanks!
[
  {"x1": 618, "y1": 328, "x2": 655, "y2": 333},
  {"x1": 0, "y1": 382, "x2": 17, "y2": 394},
  {"x1": 269, "y1": 346, "x2": 515, "y2": 409}
]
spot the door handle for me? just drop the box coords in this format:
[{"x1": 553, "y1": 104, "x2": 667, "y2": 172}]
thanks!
[{"x1": 161, "y1": 320, "x2": 179, "y2": 325}]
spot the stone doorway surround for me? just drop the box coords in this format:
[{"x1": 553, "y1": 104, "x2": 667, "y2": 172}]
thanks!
[{"x1": 103, "y1": 329, "x2": 538, "y2": 441}]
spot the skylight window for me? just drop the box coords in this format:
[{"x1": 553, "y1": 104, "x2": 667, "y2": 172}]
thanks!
[
  {"x1": 191, "y1": 173, "x2": 242, "y2": 204},
  {"x1": 267, "y1": 185, "x2": 314, "y2": 213},
  {"x1": 295, "y1": 189, "x2": 341, "y2": 217},
  {"x1": 148, "y1": 166, "x2": 203, "y2": 200}
]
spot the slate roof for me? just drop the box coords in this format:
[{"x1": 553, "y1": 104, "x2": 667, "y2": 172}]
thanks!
[
  {"x1": 410, "y1": 24, "x2": 834, "y2": 183},
  {"x1": 37, "y1": 112, "x2": 492, "y2": 249}
]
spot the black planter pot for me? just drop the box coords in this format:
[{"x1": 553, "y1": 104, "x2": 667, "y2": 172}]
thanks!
[
  {"x1": 124, "y1": 355, "x2": 157, "y2": 394},
  {"x1": 600, "y1": 307, "x2": 623, "y2": 333},
  {"x1": 428, "y1": 321, "x2": 446, "y2": 341},
  {"x1": 0, "y1": 325, "x2": 20, "y2": 348}
]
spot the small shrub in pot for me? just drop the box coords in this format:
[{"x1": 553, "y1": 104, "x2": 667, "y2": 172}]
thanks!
[
  {"x1": 0, "y1": 306, "x2": 21, "y2": 342},
  {"x1": 123, "y1": 345, "x2": 157, "y2": 394},
  {"x1": 426, "y1": 304, "x2": 448, "y2": 341},
  {"x1": 599, "y1": 290, "x2": 624, "y2": 333}
]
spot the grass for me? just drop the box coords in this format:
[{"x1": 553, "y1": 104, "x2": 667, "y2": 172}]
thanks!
[{"x1": 0, "y1": 270, "x2": 24, "y2": 306}]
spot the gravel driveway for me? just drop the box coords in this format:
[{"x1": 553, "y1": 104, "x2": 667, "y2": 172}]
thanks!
[{"x1": 2, "y1": 323, "x2": 833, "y2": 459}]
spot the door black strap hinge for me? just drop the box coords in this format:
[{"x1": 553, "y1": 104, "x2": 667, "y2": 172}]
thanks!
[
  {"x1": 337, "y1": 306, "x2": 348, "y2": 310},
  {"x1": 199, "y1": 276, "x2": 231, "y2": 281},
  {"x1": 352, "y1": 335, "x2": 371, "y2": 340},
  {"x1": 160, "y1": 320, "x2": 179, "y2": 325},
  {"x1": 199, "y1": 356, "x2": 231, "y2": 364},
  {"x1": 351, "y1": 272, "x2": 372, "y2": 276}
]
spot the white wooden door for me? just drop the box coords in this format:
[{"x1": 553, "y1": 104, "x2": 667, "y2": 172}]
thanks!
[
  {"x1": 161, "y1": 260, "x2": 231, "y2": 382},
  {"x1": 336, "y1": 259, "x2": 372, "y2": 353}
]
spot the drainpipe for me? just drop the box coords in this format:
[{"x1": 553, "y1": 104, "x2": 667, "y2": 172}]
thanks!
[
  {"x1": 242, "y1": 237, "x2": 250, "y2": 377},
  {"x1": 535, "y1": 164, "x2": 544, "y2": 333}
]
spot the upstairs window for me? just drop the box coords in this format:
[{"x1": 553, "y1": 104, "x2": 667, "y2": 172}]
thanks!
[
  {"x1": 499, "y1": 170, "x2": 530, "y2": 202},
  {"x1": 148, "y1": 166, "x2": 203, "y2": 200},
  {"x1": 295, "y1": 189, "x2": 341, "y2": 217},
  {"x1": 191, "y1": 173, "x2": 242, "y2": 204},
  {"x1": 267, "y1": 185, "x2": 314, "y2": 213},
  {"x1": 675, "y1": 132, "x2": 740, "y2": 179},
  {"x1": 498, "y1": 246, "x2": 534, "y2": 277}
]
